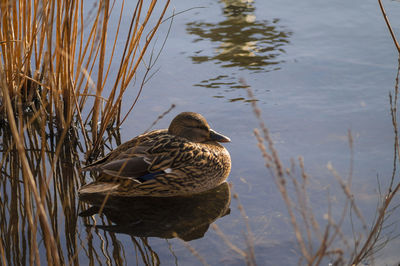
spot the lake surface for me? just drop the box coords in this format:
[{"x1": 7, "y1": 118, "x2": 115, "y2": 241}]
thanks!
[{"x1": 76, "y1": 0, "x2": 400, "y2": 265}]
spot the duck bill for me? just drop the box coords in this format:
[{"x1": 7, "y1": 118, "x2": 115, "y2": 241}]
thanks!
[{"x1": 209, "y1": 129, "x2": 231, "y2": 143}]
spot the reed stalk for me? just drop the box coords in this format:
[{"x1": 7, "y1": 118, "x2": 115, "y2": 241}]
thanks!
[
  {"x1": 246, "y1": 51, "x2": 400, "y2": 264},
  {"x1": 0, "y1": 0, "x2": 170, "y2": 264}
]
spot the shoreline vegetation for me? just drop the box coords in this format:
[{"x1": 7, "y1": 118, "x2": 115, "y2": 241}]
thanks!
[
  {"x1": 0, "y1": 0, "x2": 170, "y2": 264},
  {"x1": 0, "y1": 0, "x2": 400, "y2": 265},
  {"x1": 235, "y1": 1, "x2": 400, "y2": 264}
]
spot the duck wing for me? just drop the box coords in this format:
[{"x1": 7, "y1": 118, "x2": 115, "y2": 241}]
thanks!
[
  {"x1": 83, "y1": 131, "x2": 203, "y2": 182},
  {"x1": 95, "y1": 143, "x2": 154, "y2": 178},
  {"x1": 81, "y1": 130, "x2": 166, "y2": 175},
  {"x1": 102, "y1": 136, "x2": 200, "y2": 178},
  {"x1": 99, "y1": 156, "x2": 150, "y2": 178}
]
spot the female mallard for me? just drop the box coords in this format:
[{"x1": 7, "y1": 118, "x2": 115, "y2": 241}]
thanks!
[{"x1": 79, "y1": 112, "x2": 231, "y2": 197}]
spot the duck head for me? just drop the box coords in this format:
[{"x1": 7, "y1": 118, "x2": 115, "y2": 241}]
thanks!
[{"x1": 168, "y1": 112, "x2": 231, "y2": 143}]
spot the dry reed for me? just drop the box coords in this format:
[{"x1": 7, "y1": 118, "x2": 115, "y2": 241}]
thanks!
[
  {"x1": 229, "y1": 2, "x2": 400, "y2": 264},
  {"x1": 0, "y1": 0, "x2": 170, "y2": 264},
  {"x1": 244, "y1": 46, "x2": 400, "y2": 264}
]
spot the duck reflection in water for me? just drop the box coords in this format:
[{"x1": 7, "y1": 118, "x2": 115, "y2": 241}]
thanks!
[{"x1": 79, "y1": 182, "x2": 231, "y2": 241}]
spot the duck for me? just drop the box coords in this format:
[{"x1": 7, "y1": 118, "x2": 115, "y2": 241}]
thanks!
[{"x1": 79, "y1": 112, "x2": 231, "y2": 197}]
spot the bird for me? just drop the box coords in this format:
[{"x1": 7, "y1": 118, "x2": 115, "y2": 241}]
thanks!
[{"x1": 79, "y1": 112, "x2": 231, "y2": 197}]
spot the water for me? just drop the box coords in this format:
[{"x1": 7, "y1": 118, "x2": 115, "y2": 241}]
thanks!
[
  {"x1": 92, "y1": 0, "x2": 400, "y2": 264},
  {"x1": 6, "y1": 0, "x2": 396, "y2": 264}
]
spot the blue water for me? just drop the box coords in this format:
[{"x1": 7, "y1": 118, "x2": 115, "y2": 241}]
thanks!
[{"x1": 78, "y1": 0, "x2": 400, "y2": 264}]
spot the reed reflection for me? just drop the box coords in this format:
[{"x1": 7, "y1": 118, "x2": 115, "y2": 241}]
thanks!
[
  {"x1": 79, "y1": 182, "x2": 231, "y2": 241},
  {"x1": 187, "y1": 0, "x2": 291, "y2": 91},
  {"x1": 0, "y1": 118, "x2": 84, "y2": 265}
]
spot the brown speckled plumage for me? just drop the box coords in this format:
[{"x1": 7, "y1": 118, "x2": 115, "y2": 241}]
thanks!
[{"x1": 79, "y1": 112, "x2": 231, "y2": 197}]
